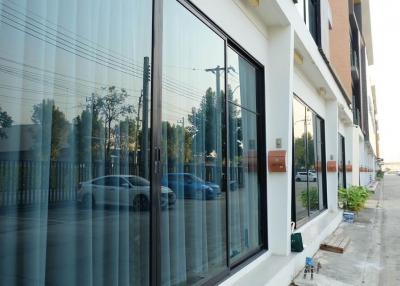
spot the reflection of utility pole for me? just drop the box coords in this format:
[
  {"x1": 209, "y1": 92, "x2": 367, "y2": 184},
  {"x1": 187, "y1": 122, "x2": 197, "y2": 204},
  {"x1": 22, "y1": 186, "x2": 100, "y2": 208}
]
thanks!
[
  {"x1": 134, "y1": 91, "x2": 143, "y2": 169},
  {"x1": 205, "y1": 66, "x2": 225, "y2": 182},
  {"x1": 177, "y1": 117, "x2": 185, "y2": 127},
  {"x1": 141, "y1": 56, "x2": 150, "y2": 179}
]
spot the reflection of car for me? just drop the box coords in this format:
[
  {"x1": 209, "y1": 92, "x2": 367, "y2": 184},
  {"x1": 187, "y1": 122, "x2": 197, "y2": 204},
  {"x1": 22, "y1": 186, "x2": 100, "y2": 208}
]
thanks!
[
  {"x1": 77, "y1": 175, "x2": 176, "y2": 211},
  {"x1": 162, "y1": 173, "x2": 221, "y2": 200},
  {"x1": 295, "y1": 171, "x2": 317, "y2": 182}
]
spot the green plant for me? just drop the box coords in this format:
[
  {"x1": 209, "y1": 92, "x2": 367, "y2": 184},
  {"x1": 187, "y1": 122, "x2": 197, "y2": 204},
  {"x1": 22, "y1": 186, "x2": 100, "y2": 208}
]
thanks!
[
  {"x1": 376, "y1": 170, "x2": 384, "y2": 180},
  {"x1": 338, "y1": 185, "x2": 370, "y2": 212},
  {"x1": 300, "y1": 187, "x2": 319, "y2": 210}
]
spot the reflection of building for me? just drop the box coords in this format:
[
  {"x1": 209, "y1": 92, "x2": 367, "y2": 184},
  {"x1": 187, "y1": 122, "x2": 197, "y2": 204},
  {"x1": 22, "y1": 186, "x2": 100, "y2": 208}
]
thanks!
[{"x1": 0, "y1": 0, "x2": 379, "y2": 285}]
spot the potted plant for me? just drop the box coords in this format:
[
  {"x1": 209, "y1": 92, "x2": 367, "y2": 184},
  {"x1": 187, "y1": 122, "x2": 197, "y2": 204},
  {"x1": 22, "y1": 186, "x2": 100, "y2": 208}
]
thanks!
[{"x1": 338, "y1": 186, "x2": 370, "y2": 222}]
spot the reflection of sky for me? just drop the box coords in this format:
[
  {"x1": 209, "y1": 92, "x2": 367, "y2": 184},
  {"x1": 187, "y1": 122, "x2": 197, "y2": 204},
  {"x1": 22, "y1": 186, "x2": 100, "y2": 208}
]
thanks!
[
  {"x1": 162, "y1": 0, "x2": 225, "y2": 125},
  {"x1": 0, "y1": 0, "x2": 234, "y2": 131},
  {"x1": 0, "y1": 0, "x2": 152, "y2": 124}
]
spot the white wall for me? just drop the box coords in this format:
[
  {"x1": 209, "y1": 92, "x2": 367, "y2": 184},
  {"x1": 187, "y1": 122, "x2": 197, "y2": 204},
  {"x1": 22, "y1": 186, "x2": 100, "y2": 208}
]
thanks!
[{"x1": 293, "y1": 67, "x2": 326, "y2": 117}]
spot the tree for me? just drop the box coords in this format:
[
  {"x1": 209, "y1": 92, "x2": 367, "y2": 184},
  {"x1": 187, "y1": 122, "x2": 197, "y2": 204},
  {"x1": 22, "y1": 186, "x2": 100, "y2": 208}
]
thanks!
[
  {"x1": 87, "y1": 86, "x2": 135, "y2": 160},
  {"x1": 31, "y1": 99, "x2": 70, "y2": 160},
  {"x1": 0, "y1": 106, "x2": 13, "y2": 139}
]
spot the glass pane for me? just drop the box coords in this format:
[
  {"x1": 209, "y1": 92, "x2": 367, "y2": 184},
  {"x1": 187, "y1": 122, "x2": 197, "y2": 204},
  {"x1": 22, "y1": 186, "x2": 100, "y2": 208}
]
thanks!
[
  {"x1": 228, "y1": 104, "x2": 260, "y2": 261},
  {"x1": 161, "y1": 0, "x2": 226, "y2": 284},
  {"x1": 227, "y1": 48, "x2": 257, "y2": 112},
  {"x1": 0, "y1": 0, "x2": 152, "y2": 285},
  {"x1": 293, "y1": 99, "x2": 308, "y2": 222},
  {"x1": 307, "y1": 110, "x2": 319, "y2": 215}
]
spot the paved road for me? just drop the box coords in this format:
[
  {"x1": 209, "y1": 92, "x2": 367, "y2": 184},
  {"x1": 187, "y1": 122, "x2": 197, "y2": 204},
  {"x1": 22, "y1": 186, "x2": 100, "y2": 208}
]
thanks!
[
  {"x1": 294, "y1": 175, "x2": 400, "y2": 286},
  {"x1": 379, "y1": 175, "x2": 400, "y2": 285}
]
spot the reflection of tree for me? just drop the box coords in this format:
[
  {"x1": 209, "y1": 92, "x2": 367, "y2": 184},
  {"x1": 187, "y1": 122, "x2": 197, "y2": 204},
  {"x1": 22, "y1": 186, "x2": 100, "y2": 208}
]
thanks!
[
  {"x1": 73, "y1": 107, "x2": 104, "y2": 162},
  {"x1": 0, "y1": 106, "x2": 13, "y2": 139},
  {"x1": 227, "y1": 85, "x2": 242, "y2": 165},
  {"x1": 188, "y1": 87, "x2": 219, "y2": 157},
  {"x1": 162, "y1": 121, "x2": 192, "y2": 167},
  {"x1": 118, "y1": 118, "x2": 139, "y2": 163},
  {"x1": 31, "y1": 99, "x2": 70, "y2": 160},
  {"x1": 86, "y1": 86, "x2": 135, "y2": 160},
  {"x1": 294, "y1": 132, "x2": 315, "y2": 171}
]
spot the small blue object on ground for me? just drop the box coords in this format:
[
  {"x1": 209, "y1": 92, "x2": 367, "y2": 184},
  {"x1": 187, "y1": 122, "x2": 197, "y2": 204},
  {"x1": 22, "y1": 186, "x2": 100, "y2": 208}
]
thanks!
[{"x1": 343, "y1": 211, "x2": 355, "y2": 223}]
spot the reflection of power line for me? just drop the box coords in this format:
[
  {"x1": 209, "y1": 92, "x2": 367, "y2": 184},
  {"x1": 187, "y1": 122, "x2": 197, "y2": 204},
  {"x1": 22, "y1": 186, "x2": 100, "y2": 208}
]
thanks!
[
  {"x1": 0, "y1": 56, "x2": 140, "y2": 93},
  {"x1": 0, "y1": 6, "x2": 226, "y2": 109},
  {"x1": 1, "y1": 7, "x2": 207, "y2": 97},
  {"x1": 2, "y1": 0, "x2": 143, "y2": 65}
]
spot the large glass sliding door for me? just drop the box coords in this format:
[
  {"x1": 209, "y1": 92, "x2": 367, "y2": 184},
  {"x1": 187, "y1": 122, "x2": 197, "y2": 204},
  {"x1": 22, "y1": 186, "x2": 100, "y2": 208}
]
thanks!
[
  {"x1": 0, "y1": 0, "x2": 152, "y2": 285},
  {"x1": 292, "y1": 97, "x2": 326, "y2": 226},
  {"x1": 160, "y1": 0, "x2": 226, "y2": 284},
  {"x1": 160, "y1": 1, "x2": 266, "y2": 285}
]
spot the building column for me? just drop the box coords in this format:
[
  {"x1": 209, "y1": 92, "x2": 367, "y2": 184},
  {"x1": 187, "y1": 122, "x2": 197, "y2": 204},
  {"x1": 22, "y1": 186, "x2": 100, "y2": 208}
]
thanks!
[
  {"x1": 352, "y1": 126, "x2": 361, "y2": 186},
  {"x1": 345, "y1": 124, "x2": 353, "y2": 186},
  {"x1": 325, "y1": 100, "x2": 339, "y2": 212},
  {"x1": 266, "y1": 25, "x2": 294, "y2": 256}
]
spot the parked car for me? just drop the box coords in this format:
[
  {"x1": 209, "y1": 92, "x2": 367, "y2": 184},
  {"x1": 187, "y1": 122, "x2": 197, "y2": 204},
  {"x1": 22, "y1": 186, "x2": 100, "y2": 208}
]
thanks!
[
  {"x1": 77, "y1": 175, "x2": 176, "y2": 211},
  {"x1": 295, "y1": 171, "x2": 317, "y2": 182},
  {"x1": 162, "y1": 173, "x2": 221, "y2": 200}
]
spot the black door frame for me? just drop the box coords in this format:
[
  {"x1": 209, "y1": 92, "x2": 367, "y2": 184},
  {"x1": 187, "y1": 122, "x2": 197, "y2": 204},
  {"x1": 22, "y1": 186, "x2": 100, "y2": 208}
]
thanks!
[
  {"x1": 338, "y1": 133, "x2": 347, "y2": 189},
  {"x1": 291, "y1": 95, "x2": 327, "y2": 226}
]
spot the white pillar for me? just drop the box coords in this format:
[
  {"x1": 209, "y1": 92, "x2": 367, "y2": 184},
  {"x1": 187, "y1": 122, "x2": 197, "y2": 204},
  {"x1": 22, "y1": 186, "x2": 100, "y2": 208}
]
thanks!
[
  {"x1": 266, "y1": 25, "x2": 294, "y2": 256},
  {"x1": 325, "y1": 100, "x2": 338, "y2": 212},
  {"x1": 352, "y1": 126, "x2": 361, "y2": 186},
  {"x1": 345, "y1": 124, "x2": 353, "y2": 187}
]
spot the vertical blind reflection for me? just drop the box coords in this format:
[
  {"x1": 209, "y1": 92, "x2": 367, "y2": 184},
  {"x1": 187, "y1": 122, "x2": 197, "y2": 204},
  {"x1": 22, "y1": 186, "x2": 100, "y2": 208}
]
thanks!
[
  {"x1": 161, "y1": 0, "x2": 226, "y2": 285},
  {"x1": 227, "y1": 47, "x2": 261, "y2": 262},
  {"x1": 0, "y1": 0, "x2": 152, "y2": 285}
]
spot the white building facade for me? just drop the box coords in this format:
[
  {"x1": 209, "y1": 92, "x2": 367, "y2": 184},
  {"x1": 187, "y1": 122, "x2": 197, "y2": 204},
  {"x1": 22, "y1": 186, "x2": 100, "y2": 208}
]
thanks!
[{"x1": 0, "y1": 0, "x2": 378, "y2": 285}]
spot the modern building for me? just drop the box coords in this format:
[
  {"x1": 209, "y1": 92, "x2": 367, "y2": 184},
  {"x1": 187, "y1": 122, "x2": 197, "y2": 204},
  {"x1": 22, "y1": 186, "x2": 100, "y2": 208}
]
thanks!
[{"x1": 0, "y1": 0, "x2": 378, "y2": 285}]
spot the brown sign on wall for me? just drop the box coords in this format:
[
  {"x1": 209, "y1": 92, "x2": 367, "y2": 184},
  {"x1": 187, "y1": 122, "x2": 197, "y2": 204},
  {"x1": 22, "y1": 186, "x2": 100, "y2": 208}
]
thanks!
[
  {"x1": 327, "y1": 160, "x2": 337, "y2": 172},
  {"x1": 268, "y1": 150, "x2": 287, "y2": 172}
]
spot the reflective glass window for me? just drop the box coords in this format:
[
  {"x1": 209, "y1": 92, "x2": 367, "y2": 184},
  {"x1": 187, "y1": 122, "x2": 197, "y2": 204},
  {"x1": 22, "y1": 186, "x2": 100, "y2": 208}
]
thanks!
[
  {"x1": 0, "y1": 0, "x2": 152, "y2": 285},
  {"x1": 161, "y1": 0, "x2": 227, "y2": 284},
  {"x1": 292, "y1": 98, "x2": 326, "y2": 224}
]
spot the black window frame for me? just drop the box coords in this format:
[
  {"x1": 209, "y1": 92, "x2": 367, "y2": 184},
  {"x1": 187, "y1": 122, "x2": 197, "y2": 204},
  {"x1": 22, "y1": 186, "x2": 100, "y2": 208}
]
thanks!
[
  {"x1": 150, "y1": 0, "x2": 268, "y2": 285},
  {"x1": 291, "y1": 95, "x2": 327, "y2": 228},
  {"x1": 338, "y1": 133, "x2": 347, "y2": 189}
]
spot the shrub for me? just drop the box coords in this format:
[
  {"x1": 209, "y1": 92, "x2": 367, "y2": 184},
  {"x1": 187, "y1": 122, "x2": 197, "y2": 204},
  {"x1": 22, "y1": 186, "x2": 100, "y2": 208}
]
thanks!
[
  {"x1": 300, "y1": 187, "x2": 319, "y2": 210},
  {"x1": 376, "y1": 170, "x2": 384, "y2": 180},
  {"x1": 338, "y1": 185, "x2": 370, "y2": 212}
]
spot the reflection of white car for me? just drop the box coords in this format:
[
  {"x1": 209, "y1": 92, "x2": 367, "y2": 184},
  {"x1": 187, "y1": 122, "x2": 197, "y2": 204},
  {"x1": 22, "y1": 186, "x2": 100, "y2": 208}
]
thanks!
[
  {"x1": 295, "y1": 171, "x2": 317, "y2": 182},
  {"x1": 77, "y1": 175, "x2": 175, "y2": 211}
]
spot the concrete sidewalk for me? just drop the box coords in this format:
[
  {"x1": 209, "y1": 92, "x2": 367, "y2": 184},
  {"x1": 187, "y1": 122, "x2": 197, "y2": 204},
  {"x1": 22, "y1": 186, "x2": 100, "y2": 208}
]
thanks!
[{"x1": 292, "y1": 178, "x2": 389, "y2": 286}]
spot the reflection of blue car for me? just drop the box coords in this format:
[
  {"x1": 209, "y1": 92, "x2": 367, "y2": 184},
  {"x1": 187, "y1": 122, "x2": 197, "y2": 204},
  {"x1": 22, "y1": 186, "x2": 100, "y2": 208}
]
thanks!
[{"x1": 162, "y1": 173, "x2": 221, "y2": 200}]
